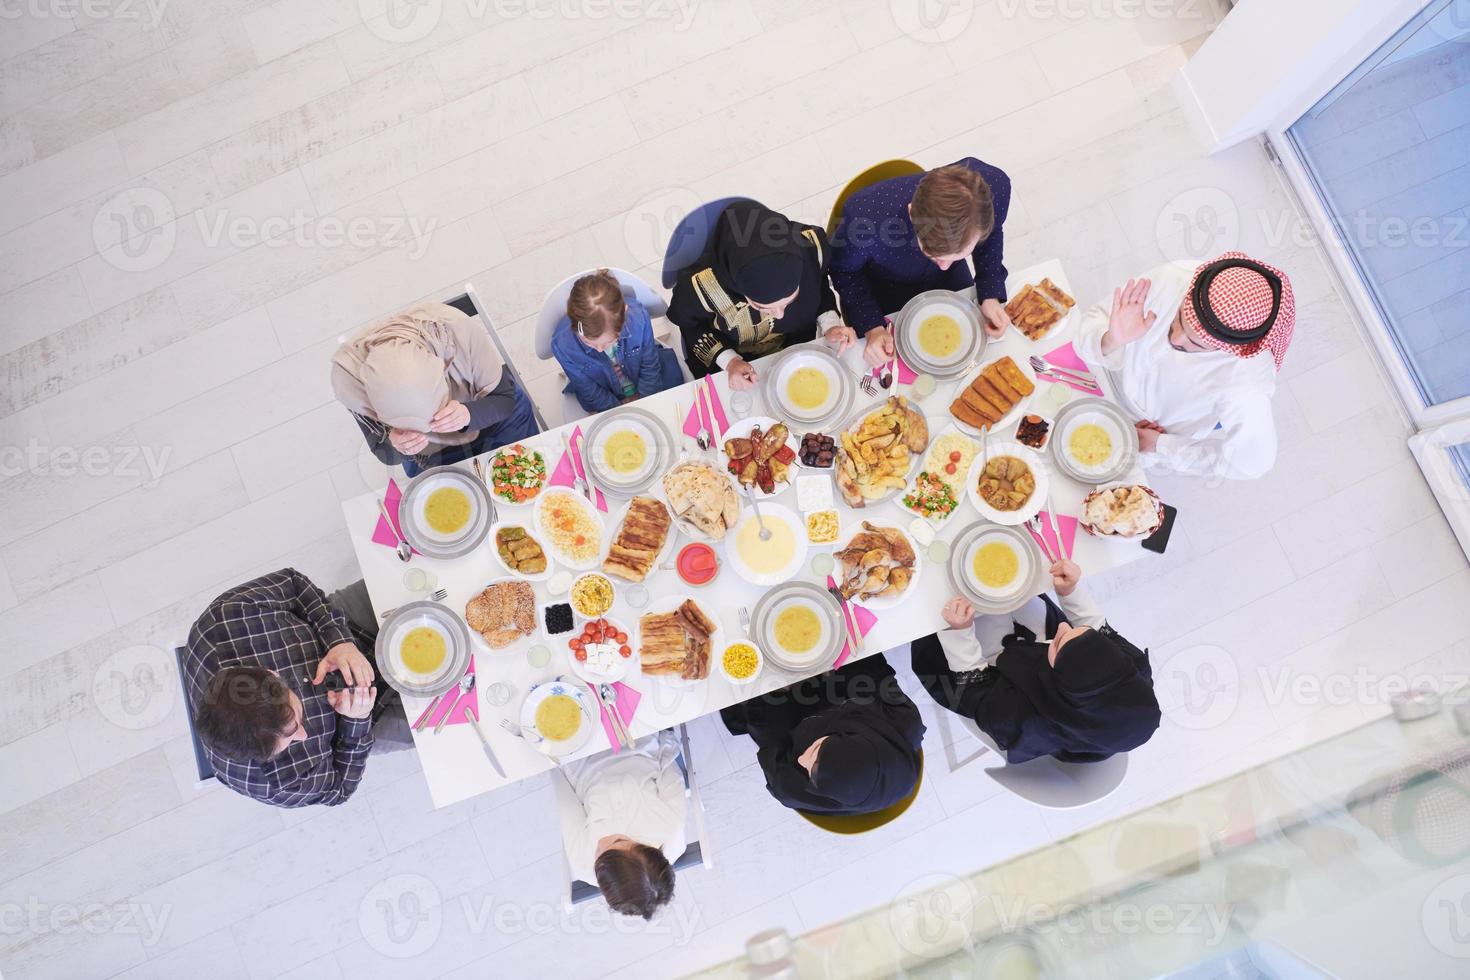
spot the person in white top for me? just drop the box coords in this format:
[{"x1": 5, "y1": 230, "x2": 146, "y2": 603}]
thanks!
[
  {"x1": 552, "y1": 729, "x2": 687, "y2": 919},
  {"x1": 911, "y1": 560, "x2": 1161, "y2": 764},
  {"x1": 1073, "y1": 251, "x2": 1297, "y2": 481}
]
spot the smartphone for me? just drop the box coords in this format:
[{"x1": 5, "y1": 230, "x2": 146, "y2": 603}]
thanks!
[{"x1": 1141, "y1": 504, "x2": 1177, "y2": 554}]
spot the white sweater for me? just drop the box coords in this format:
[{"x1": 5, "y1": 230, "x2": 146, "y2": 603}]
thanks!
[
  {"x1": 554, "y1": 730, "x2": 687, "y2": 883},
  {"x1": 1073, "y1": 261, "x2": 1280, "y2": 481},
  {"x1": 937, "y1": 588, "x2": 1107, "y2": 670}
]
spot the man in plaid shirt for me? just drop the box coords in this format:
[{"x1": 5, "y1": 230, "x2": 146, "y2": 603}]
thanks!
[{"x1": 184, "y1": 568, "x2": 386, "y2": 808}]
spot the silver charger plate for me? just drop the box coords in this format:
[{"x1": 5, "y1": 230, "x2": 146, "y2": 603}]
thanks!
[
  {"x1": 398, "y1": 465, "x2": 495, "y2": 559},
  {"x1": 892, "y1": 289, "x2": 987, "y2": 379},
  {"x1": 1048, "y1": 396, "x2": 1139, "y2": 485},
  {"x1": 749, "y1": 580, "x2": 847, "y2": 674},
  {"x1": 375, "y1": 600, "x2": 473, "y2": 698},
  {"x1": 758, "y1": 343, "x2": 857, "y2": 431},
  {"x1": 946, "y1": 521, "x2": 1050, "y2": 616},
  {"x1": 580, "y1": 405, "x2": 677, "y2": 496}
]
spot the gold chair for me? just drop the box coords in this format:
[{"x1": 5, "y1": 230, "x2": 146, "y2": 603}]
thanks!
[
  {"x1": 826, "y1": 159, "x2": 926, "y2": 238},
  {"x1": 796, "y1": 749, "x2": 924, "y2": 835}
]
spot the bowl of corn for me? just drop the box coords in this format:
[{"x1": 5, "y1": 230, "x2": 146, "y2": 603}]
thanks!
[{"x1": 719, "y1": 640, "x2": 764, "y2": 685}]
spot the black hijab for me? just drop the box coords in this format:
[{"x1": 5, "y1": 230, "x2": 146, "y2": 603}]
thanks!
[
  {"x1": 706, "y1": 201, "x2": 806, "y2": 304},
  {"x1": 768, "y1": 700, "x2": 922, "y2": 815},
  {"x1": 988, "y1": 627, "x2": 1161, "y2": 764}
]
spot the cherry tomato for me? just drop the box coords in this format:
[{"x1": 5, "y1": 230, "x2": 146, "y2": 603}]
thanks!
[
  {"x1": 618, "y1": 645, "x2": 631, "y2": 657},
  {"x1": 614, "y1": 631, "x2": 627, "y2": 643},
  {"x1": 945, "y1": 463, "x2": 957, "y2": 475},
  {"x1": 949, "y1": 451, "x2": 961, "y2": 462},
  {"x1": 574, "y1": 650, "x2": 587, "y2": 662}
]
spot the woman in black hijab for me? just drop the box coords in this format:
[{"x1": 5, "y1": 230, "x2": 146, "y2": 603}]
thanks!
[
  {"x1": 721, "y1": 654, "x2": 925, "y2": 815},
  {"x1": 667, "y1": 200, "x2": 856, "y2": 387},
  {"x1": 911, "y1": 560, "x2": 1160, "y2": 764}
]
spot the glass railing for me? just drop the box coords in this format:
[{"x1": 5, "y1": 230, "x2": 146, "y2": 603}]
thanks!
[{"x1": 690, "y1": 687, "x2": 1470, "y2": 979}]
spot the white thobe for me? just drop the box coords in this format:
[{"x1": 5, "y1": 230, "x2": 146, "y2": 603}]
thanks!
[
  {"x1": 554, "y1": 730, "x2": 687, "y2": 883},
  {"x1": 1073, "y1": 261, "x2": 1280, "y2": 481},
  {"x1": 937, "y1": 588, "x2": 1107, "y2": 669}
]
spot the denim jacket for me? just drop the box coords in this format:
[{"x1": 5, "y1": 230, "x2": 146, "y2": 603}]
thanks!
[{"x1": 551, "y1": 298, "x2": 680, "y2": 413}]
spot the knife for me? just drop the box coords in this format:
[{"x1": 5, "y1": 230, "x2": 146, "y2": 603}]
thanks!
[{"x1": 462, "y1": 705, "x2": 506, "y2": 778}]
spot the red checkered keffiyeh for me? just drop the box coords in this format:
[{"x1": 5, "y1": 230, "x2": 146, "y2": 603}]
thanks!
[{"x1": 1181, "y1": 251, "x2": 1296, "y2": 370}]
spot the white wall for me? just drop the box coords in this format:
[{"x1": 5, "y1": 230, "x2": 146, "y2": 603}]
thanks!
[{"x1": 1175, "y1": 0, "x2": 1434, "y2": 150}]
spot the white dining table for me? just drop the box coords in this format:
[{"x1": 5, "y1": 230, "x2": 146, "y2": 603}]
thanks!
[{"x1": 339, "y1": 260, "x2": 1153, "y2": 808}]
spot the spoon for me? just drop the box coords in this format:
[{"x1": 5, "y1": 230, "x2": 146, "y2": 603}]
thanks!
[
  {"x1": 743, "y1": 486, "x2": 772, "y2": 541},
  {"x1": 434, "y1": 673, "x2": 475, "y2": 734},
  {"x1": 377, "y1": 498, "x2": 412, "y2": 562}
]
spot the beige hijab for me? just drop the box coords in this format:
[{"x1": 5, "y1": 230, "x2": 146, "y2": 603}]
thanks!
[{"x1": 330, "y1": 302, "x2": 505, "y2": 447}]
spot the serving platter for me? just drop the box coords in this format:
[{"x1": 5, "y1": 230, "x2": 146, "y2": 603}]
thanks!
[
  {"x1": 532, "y1": 488, "x2": 607, "y2": 571},
  {"x1": 892, "y1": 289, "x2": 987, "y2": 379},
  {"x1": 719, "y1": 416, "x2": 800, "y2": 499},
  {"x1": 656, "y1": 456, "x2": 743, "y2": 544},
  {"x1": 950, "y1": 354, "x2": 1039, "y2": 439},
  {"x1": 599, "y1": 493, "x2": 679, "y2": 580},
  {"x1": 946, "y1": 521, "x2": 1050, "y2": 615},
  {"x1": 830, "y1": 522, "x2": 924, "y2": 612},
  {"x1": 565, "y1": 614, "x2": 636, "y2": 685},
  {"x1": 398, "y1": 465, "x2": 495, "y2": 559},
  {"x1": 375, "y1": 601, "x2": 473, "y2": 698},
  {"x1": 1048, "y1": 396, "x2": 1138, "y2": 485},
  {"x1": 632, "y1": 594, "x2": 721, "y2": 684},
  {"x1": 834, "y1": 400, "x2": 929, "y2": 507},
  {"x1": 749, "y1": 580, "x2": 846, "y2": 674},
  {"x1": 759, "y1": 342, "x2": 857, "y2": 429},
  {"x1": 581, "y1": 405, "x2": 677, "y2": 496},
  {"x1": 487, "y1": 520, "x2": 555, "y2": 582},
  {"x1": 965, "y1": 441, "x2": 1049, "y2": 526}
]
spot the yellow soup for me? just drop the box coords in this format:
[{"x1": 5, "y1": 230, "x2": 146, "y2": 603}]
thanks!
[
  {"x1": 603, "y1": 429, "x2": 647, "y2": 475},
  {"x1": 774, "y1": 605, "x2": 821, "y2": 654},
  {"x1": 973, "y1": 541, "x2": 1020, "y2": 590},
  {"x1": 400, "y1": 626, "x2": 447, "y2": 675},
  {"x1": 1069, "y1": 423, "x2": 1113, "y2": 467},
  {"x1": 535, "y1": 694, "x2": 582, "y2": 741},
  {"x1": 735, "y1": 515, "x2": 796, "y2": 575},
  {"x1": 424, "y1": 486, "x2": 472, "y2": 534},
  {"x1": 917, "y1": 314, "x2": 962, "y2": 359},
  {"x1": 786, "y1": 367, "x2": 830, "y2": 411}
]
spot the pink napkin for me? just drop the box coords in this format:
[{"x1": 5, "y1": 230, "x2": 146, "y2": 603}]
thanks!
[
  {"x1": 869, "y1": 351, "x2": 919, "y2": 386},
  {"x1": 1038, "y1": 342, "x2": 1099, "y2": 393},
  {"x1": 371, "y1": 479, "x2": 419, "y2": 555},
  {"x1": 826, "y1": 576, "x2": 879, "y2": 669},
  {"x1": 548, "y1": 425, "x2": 607, "y2": 511},
  {"x1": 412, "y1": 658, "x2": 479, "y2": 729},
  {"x1": 683, "y1": 376, "x2": 730, "y2": 442},
  {"x1": 595, "y1": 681, "x2": 641, "y2": 753},
  {"x1": 1025, "y1": 511, "x2": 1078, "y2": 563}
]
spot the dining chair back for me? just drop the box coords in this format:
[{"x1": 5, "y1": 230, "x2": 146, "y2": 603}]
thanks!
[
  {"x1": 533, "y1": 268, "x2": 669, "y2": 361},
  {"x1": 796, "y1": 749, "x2": 925, "y2": 835},
  {"x1": 560, "y1": 723, "x2": 713, "y2": 911},
  {"x1": 659, "y1": 196, "x2": 753, "y2": 288},
  {"x1": 961, "y1": 715, "x2": 1129, "y2": 807},
  {"x1": 447, "y1": 285, "x2": 548, "y2": 433},
  {"x1": 173, "y1": 646, "x2": 215, "y2": 786},
  {"x1": 826, "y1": 159, "x2": 925, "y2": 238}
]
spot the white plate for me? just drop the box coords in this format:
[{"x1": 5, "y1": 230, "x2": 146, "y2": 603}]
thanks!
[
  {"x1": 771, "y1": 348, "x2": 843, "y2": 422},
  {"x1": 518, "y1": 678, "x2": 599, "y2": 757},
  {"x1": 588, "y1": 415, "x2": 659, "y2": 487},
  {"x1": 896, "y1": 425, "x2": 979, "y2": 526},
  {"x1": 657, "y1": 457, "x2": 742, "y2": 543},
  {"x1": 951, "y1": 355, "x2": 1039, "y2": 438},
  {"x1": 480, "y1": 444, "x2": 549, "y2": 508},
  {"x1": 376, "y1": 602, "x2": 473, "y2": 698},
  {"x1": 905, "y1": 297, "x2": 980, "y2": 370},
  {"x1": 757, "y1": 589, "x2": 839, "y2": 673},
  {"x1": 831, "y1": 522, "x2": 923, "y2": 611},
  {"x1": 462, "y1": 577, "x2": 539, "y2": 656},
  {"x1": 1056, "y1": 409, "x2": 1129, "y2": 481},
  {"x1": 961, "y1": 527, "x2": 1037, "y2": 602},
  {"x1": 599, "y1": 494, "x2": 678, "y2": 582},
  {"x1": 565, "y1": 615, "x2": 636, "y2": 684},
  {"x1": 633, "y1": 594, "x2": 721, "y2": 683},
  {"x1": 946, "y1": 521, "x2": 1050, "y2": 615},
  {"x1": 487, "y1": 520, "x2": 555, "y2": 582},
  {"x1": 837, "y1": 401, "x2": 929, "y2": 506},
  {"x1": 533, "y1": 488, "x2": 606, "y2": 570},
  {"x1": 965, "y1": 442, "x2": 1049, "y2": 526},
  {"x1": 398, "y1": 466, "x2": 494, "y2": 558},
  {"x1": 719, "y1": 417, "x2": 799, "y2": 498},
  {"x1": 724, "y1": 501, "x2": 810, "y2": 587}
]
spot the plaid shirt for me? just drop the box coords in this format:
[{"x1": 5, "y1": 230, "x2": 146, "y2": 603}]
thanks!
[{"x1": 184, "y1": 568, "x2": 374, "y2": 808}]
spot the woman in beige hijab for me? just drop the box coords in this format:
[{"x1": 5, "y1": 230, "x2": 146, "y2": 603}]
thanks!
[{"x1": 331, "y1": 302, "x2": 538, "y2": 475}]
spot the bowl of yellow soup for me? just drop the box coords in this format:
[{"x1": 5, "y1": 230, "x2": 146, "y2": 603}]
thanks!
[
  {"x1": 518, "y1": 678, "x2": 597, "y2": 756},
  {"x1": 725, "y1": 502, "x2": 809, "y2": 587},
  {"x1": 398, "y1": 465, "x2": 494, "y2": 559},
  {"x1": 1048, "y1": 397, "x2": 1138, "y2": 485},
  {"x1": 893, "y1": 290, "x2": 986, "y2": 379},
  {"x1": 375, "y1": 600, "x2": 473, "y2": 697},
  {"x1": 581, "y1": 405, "x2": 676, "y2": 494},
  {"x1": 762, "y1": 345, "x2": 855, "y2": 428},
  {"x1": 946, "y1": 520, "x2": 1047, "y2": 614},
  {"x1": 749, "y1": 581, "x2": 845, "y2": 673}
]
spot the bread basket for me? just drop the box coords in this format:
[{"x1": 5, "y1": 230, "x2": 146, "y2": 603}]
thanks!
[{"x1": 1078, "y1": 484, "x2": 1165, "y2": 538}]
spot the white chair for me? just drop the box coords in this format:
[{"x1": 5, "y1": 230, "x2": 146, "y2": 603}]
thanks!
[
  {"x1": 532, "y1": 268, "x2": 686, "y2": 425},
  {"x1": 961, "y1": 716, "x2": 1129, "y2": 809},
  {"x1": 554, "y1": 723, "x2": 712, "y2": 912}
]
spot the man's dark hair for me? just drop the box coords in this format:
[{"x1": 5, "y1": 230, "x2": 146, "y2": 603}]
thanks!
[
  {"x1": 594, "y1": 843, "x2": 675, "y2": 919},
  {"x1": 194, "y1": 666, "x2": 297, "y2": 763}
]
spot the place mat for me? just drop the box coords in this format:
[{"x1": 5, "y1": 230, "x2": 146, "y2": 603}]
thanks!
[
  {"x1": 683, "y1": 376, "x2": 731, "y2": 443},
  {"x1": 595, "y1": 681, "x2": 641, "y2": 753},
  {"x1": 548, "y1": 426, "x2": 608, "y2": 511},
  {"x1": 1024, "y1": 511, "x2": 1078, "y2": 563},
  {"x1": 825, "y1": 576, "x2": 878, "y2": 670},
  {"x1": 371, "y1": 478, "x2": 420, "y2": 555},
  {"x1": 411, "y1": 658, "x2": 478, "y2": 729},
  {"x1": 1038, "y1": 342, "x2": 1099, "y2": 393}
]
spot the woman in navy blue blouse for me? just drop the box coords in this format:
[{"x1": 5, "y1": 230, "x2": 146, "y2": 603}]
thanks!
[{"x1": 829, "y1": 158, "x2": 1013, "y2": 367}]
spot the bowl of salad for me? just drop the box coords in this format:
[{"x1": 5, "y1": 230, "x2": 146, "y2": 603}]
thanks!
[
  {"x1": 900, "y1": 470, "x2": 962, "y2": 524},
  {"x1": 485, "y1": 443, "x2": 547, "y2": 506}
]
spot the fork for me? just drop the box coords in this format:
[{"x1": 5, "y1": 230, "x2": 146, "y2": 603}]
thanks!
[
  {"x1": 858, "y1": 372, "x2": 878, "y2": 396},
  {"x1": 500, "y1": 719, "x2": 544, "y2": 745},
  {"x1": 378, "y1": 588, "x2": 448, "y2": 618},
  {"x1": 1027, "y1": 355, "x2": 1102, "y2": 394},
  {"x1": 738, "y1": 606, "x2": 751, "y2": 635}
]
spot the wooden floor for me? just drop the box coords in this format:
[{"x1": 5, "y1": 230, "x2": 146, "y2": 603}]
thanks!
[{"x1": 1, "y1": 1, "x2": 1467, "y2": 977}]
